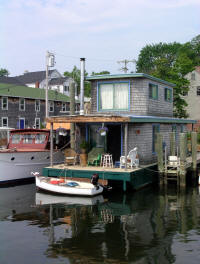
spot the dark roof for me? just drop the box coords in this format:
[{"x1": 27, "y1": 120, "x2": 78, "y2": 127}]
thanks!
[
  {"x1": 0, "y1": 76, "x2": 26, "y2": 86},
  {"x1": 86, "y1": 73, "x2": 176, "y2": 87},
  {"x1": 0, "y1": 83, "x2": 70, "y2": 102},
  {"x1": 49, "y1": 77, "x2": 70, "y2": 85},
  {"x1": 14, "y1": 70, "x2": 55, "y2": 84}
]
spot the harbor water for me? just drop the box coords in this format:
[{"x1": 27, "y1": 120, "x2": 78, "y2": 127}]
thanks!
[{"x1": 1, "y1": 181, "x2": 200, "y2": 263}]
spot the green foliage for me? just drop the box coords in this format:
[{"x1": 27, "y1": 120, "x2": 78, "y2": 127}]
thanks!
[
  {"x1": 80, "y1": 140, "x2": 89, "y2": 150},
  {"x1": 64, "y1": 66, "x2": 91, "y2": 97},
  {"x1": 136, "y1": 37, "x2": 200, "y2": 118},
  {"x1": 91, "y1": 71, "x2": 110, "y2": 75},
  {"x1": 0, "y1": 68, "x2": 9, "y2": 77}
]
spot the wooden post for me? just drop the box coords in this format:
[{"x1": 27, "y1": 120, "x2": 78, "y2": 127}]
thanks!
[
  {"x1": 179, "y1": 133, "x2": 187, "y2": 187},
  {"x1": 170, "y1": 132, "x2": 176, "y2": 156},
  {"x1": 156, "y1": 133, "x2": 164, "y2": 172},
  {"x1": 70, "y1": 82, "x2": 75, "y2": 150},
  {"x1": 191, "y1": 132, "x2": 197, "y2": 170},
  {"x1": 124, "y1": 123, "x2": 128, "y2": 171},
  {"x1": 50, "y1": 122, "x2": 53, "y2": 167}
]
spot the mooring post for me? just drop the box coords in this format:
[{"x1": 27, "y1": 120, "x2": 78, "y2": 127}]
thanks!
[
  {"x1": 70, "y1": 81, "x2": 75, "y2": 150},
  {"x1": 124, "y1": 123, "x2": 128, "y2": 171},
  {"x1": 156, "y1": 133, "x2": 164, "y2": 172},
  {"x1": 170, "y1": 132, "x2": 176, "y2": 156},
  {"x1": 191, "y1": 132, "x2": 197, "y2": 170},
  {"x1": 179, "y1": 133, "x2": 187, "y2": 187},
  {"x1": 50, "y1": 122, "x2": 53, "y2": 167}
]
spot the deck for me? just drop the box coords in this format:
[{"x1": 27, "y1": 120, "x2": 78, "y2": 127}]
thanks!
[{"x1": 42, "y1": 163, "x2": 158, "y2": 191}]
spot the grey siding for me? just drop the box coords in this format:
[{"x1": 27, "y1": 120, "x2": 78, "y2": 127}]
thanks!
[{"x1": 91, "y1": 77, "x2": 173, "y2": 117}]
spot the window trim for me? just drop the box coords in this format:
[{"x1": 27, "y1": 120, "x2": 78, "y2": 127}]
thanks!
[
  {"x1": 19, "y1": 98, "x2": 25, "y2": 111},
  {"x1": 35, "y1": 118, "x2": 40, "y2": 129},
  {"x1": 97, "y1": 81, "x2": 130, "y2": 112},
  {"x1": 49, "y1": 101, "x2": 54, "y2": 112},
  {"x1": 35, "y1": 100, "x2": 40, "y2": 112},
  {"x1": 2, "y1": 97, "x2": 8, "y2": 110},
  {"x1": 164, "y1": 87, "x2": 173, "y2": 102},
  {"x1": 2, "y1": 117, "x2": 8, "y2": 127},
  {"x1": 149, "y1": 83, "x2": 158, "y2": 100}
]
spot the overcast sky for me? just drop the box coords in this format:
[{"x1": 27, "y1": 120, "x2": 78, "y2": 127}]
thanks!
[{"x1": 1, "y1": 0, "x2": 200, "y2": 76}]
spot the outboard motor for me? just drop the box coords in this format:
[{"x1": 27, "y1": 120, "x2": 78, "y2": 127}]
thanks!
[{"x1": 91, "y1": 173, "x2": 99, "y2": 189}]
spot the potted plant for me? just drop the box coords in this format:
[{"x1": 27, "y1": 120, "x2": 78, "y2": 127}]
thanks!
[{"x1": 79, "y1": 140, "x2": 89, "y2": 166}]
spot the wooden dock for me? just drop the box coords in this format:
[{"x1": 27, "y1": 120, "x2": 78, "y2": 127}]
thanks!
[{"x1": 42, "y1": 163, "x2": 158, "y2": 192}]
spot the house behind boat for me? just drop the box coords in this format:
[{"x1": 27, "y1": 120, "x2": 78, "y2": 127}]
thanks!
[{"x1": 48, "y1": 73, "x2": 196, "y2": 165}]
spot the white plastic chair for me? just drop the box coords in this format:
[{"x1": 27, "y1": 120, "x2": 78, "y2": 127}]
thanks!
[{"x1": 120, "y1": 147, "x2": 139, "y2": 168}]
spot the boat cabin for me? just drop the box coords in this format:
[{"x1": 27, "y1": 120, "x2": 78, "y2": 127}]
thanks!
[{"x1": 8, "y1": 129, "x2": 50, "y2": 151}]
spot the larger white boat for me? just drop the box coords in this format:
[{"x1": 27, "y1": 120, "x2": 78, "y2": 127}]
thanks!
[{"x1": 0, "y1": 129, "x2": 64, "y2": 184}]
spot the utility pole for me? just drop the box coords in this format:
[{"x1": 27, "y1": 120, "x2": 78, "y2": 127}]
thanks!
[
  {"x1": 117, "y1": 59, "x2": 136, "y2": 73},
  {"x1": 45, "y1": 51, "x2": 55, "y2": 119}
]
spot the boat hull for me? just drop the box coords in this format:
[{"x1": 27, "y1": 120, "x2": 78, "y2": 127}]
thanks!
[
  {"x1": 0, "y1": 151, "x2": 64, "y2": 183},
  {"x1": 36, "y1": 176, "x2": 103, "y2": 196}
]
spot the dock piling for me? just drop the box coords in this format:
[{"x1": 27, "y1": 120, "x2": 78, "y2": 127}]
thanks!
[
  {"x1": 179, "y1": 133, "x2": 187, "y2": 187},
  {"x1": 191, "y1": 132, "x2": 197, "y2": 170},
  {"x1": 170, "y1": 132, "x2": 176, "y2": 156}
]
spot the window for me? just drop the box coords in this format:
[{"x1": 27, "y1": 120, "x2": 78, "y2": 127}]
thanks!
[
  {"x1": 35, "y1": 100, "x2": 40, "y2": 111},
  {"x1": 2, "y1": 117, "x2": 8, "y2": 127},
  {"x1": 98, "y1": 82, "x2": 129, "y2": 111},
  {"x1": 35, "y1": 134, "x2": 46, "y2": 144},
  {"x1": 23, "y1": 134, "x2": 33, "y2": 144},
  {"x1": 35, "y1": 118, "x2": 40, "y2": 129},
  {"x1": 2, "y1": 97, "x2": 8, "y2": 110},
  {"x1": 49, "y1": 101, "x2": 54, "y2": 112},
  {"x1": 61, "y1": 103, "x2": 67, "y2": 112},
  {"x1": 149, "y1": 83, "x2": 158, "y2": 100},
  {"x1": 64, "y1": 86, "x2": 69, "y2": 92},
  {"x1": 19, "y1": 98, "x2": 25, "y2": 111},
  {"x1": 11, "y1": 134, "x2": 21, "y2": 144},
  {"x1": 164, "y1": 88, "x2": 172, "y2": 102},
  {"x1": 191, "y1": 72, "x2": 195, "y2": 80},
  {"x1": 197, "y1": 86, "x2": 200, "y2": 96},
  {"x1": 152, "y1": 124, "x2": 160, "y2": 153},
  {"x1": 57, "y1": 85, "x2": 60, "y2": 92}
]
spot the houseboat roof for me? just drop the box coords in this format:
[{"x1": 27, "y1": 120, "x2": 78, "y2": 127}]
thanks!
[
  {"x1": 46, "y1": 114, "x2": 196, "y2": 124},
  {"x1": 86, "y1": 73, "x2": 176, "y2": 87}
]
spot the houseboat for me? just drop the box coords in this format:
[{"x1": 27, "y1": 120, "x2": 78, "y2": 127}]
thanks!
[{"x1": 0, "y1": 129, "x2": 64, "y2": 184}]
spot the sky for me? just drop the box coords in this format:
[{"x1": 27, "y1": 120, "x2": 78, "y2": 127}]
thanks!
[{"x1": 1, "y1": 0, "x2": 200, "y2": 76}]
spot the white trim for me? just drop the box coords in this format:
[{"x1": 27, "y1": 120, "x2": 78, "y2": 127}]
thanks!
[
  {"x1": 35, "y1": 118, "x2": 40, "y2": 129},
  {"x1": 35, "y1": 99, "x2": 40, "y2": 112},
  {"x1": 2, "y1": 97, "x2": 8, "y2": 110},
  {"x1": 19, "y1": 98, "x2": 25, "y2": 111},
  {"x1": 2, "y1": 117, "x2": 8, "y2": 127}
]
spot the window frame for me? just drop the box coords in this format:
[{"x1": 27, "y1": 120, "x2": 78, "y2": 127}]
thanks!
[
  {"x1": 19, "y1": 98, "x2": 25, "y2": 111},
  {"x1": 164, "y1": 87, "x2": 173, "y2": 102},
  {"x1": 35, "y1": 118, "x2": 40, "y2": 129},
  {"x1": 2, "y1": 97, "x2": 8, "y2": 110},
  {"x1": 149, "y1": 83, "x2": 158, "y2": 100},
  {"x1": 49, "y1": 101, "x2": 54, "y2": 112},
  {"x1": 2, "y1": 117, "x2": 8, "y2": 127},
  {"x1": 35, "y1": 100, "x2": 40, "y2": 112},
  {"x1": 61, "y1": 102, "x2": 67, "y2": 112},
  {"x1": 97, "y1": 81, "x2": 130, "y2": 111}
]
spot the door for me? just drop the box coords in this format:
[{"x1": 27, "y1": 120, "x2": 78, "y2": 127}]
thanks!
[
  {"x1": 107, "y1": 125, "x2": 121, "y2": 162},
  {"x1": 19, "y1": 118, "x2": 25, "y2": 129}
]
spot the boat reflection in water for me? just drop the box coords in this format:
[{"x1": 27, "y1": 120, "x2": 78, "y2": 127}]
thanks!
[{"x1": 2, "y1": 183, "x2": 200, "y2": 264}]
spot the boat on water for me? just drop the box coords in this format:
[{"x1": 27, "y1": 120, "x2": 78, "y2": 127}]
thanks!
[
  {"x1": 0, "y1": 129, "x2": 64, "y2": 184},
  {"x1": 35, "y1": 175, "x2": 104, "y2": 196},
  {"x1": 35, "y1": 192, "x2": 105, "y2": 206}
]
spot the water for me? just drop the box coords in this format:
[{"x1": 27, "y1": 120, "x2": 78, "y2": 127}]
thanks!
[{"x1": 1, "y1": 183, "x2": 200, "y2": 264}]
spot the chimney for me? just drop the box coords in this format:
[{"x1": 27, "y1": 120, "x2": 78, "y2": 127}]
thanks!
[
  {"x1": 35, "y1": 81, "x2": 39, "y2": 88},
  {"x1": 80, "y1": 58, "x2": 85, "y2": 115}
]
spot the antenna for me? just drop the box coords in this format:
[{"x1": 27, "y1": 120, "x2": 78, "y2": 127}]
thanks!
[{"x1": 117, "y1": 59, "x2": 136, "y2": 73}]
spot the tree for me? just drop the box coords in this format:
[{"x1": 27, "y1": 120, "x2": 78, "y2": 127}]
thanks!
[
  {"x1": 91, "y1": 71, "x2": 110, "y2": 75},
  {"x1": 0, "y1": 68, "x2": 9, "y2": 77},
  {"x1": 136, "y1": 42, "x2": 195, "y2": 118}
]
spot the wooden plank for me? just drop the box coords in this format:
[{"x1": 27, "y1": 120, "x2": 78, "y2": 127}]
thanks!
[{"x1": 46, "y1": 115, "x2": 130, "y2": 123}]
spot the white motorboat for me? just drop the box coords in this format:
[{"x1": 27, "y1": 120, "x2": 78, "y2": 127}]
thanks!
[
  {"x1": 35, "y1": 192, "x2": 105, "y2": 206},
  {"x1": 0, "y1": 129, "x2": 64, "y2": 184},
  {"x1": 35, "y1": 175, "x2": 104, "y2": 196}
]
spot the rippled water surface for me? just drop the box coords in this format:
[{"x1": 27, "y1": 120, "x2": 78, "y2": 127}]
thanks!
[{"x1": 1, "y1": 182, "x2": 200, "y2": 264}]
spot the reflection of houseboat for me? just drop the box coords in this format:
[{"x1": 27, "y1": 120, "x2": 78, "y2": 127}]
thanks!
[{"x1": 0, "y1": 129, "x2": 64, "y2": 184}]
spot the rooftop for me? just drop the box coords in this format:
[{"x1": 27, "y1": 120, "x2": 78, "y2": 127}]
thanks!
[{"x1": 86, "y1": 73, "x2": 176, "y2": 87}]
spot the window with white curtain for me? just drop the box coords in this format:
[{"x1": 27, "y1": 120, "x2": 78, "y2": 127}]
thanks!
[{"x1": 98, "y1": 82, "x2": 129, "y2": 110}]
